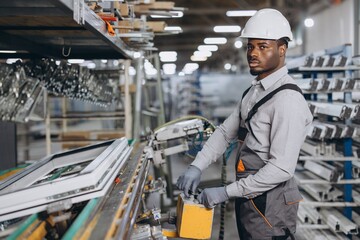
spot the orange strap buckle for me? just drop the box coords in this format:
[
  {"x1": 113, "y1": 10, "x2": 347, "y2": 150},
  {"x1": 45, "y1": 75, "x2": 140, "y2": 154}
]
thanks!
[{"x1": 237, "y1": 159, "x2": 245, "y2": 172}]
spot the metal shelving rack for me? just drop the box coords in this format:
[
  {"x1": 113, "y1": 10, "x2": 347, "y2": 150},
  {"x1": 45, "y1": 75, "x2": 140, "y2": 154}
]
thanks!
[
  {"x1": 290, "y1": 44, "x2": 360, "y2": 237},
  {"x1": 0, "y1": 0, "x2": 136, "y2": 59},
  {"x1": 44, "y1": 60, "x2": 134, "y2": 155},
  {"x1": 0, "y1": 0, "x2": 137, "y2": 167},
  {"x1": 133, "y1": 53, "x2": 165, "y2": 140}
]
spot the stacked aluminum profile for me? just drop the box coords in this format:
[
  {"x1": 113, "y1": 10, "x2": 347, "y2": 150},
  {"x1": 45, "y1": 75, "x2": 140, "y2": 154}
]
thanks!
[{"x1": 293, "y1": 47, "x2": 360, "y2": 238}]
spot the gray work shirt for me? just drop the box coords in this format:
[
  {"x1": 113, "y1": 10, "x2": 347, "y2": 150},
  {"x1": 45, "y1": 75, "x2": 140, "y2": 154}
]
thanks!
[{"x1": 191, "y1": 66, "x2": 313, "y2": 199}]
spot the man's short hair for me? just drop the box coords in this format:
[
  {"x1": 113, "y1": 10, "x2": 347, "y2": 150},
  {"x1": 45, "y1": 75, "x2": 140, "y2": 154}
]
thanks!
[{"x1": 277, "y1": 37, "x2": 289, "y2": 48}]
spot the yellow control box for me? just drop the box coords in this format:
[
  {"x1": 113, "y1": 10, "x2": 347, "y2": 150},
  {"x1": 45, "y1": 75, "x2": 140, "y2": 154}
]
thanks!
[{"x1": 176, "y1": 193, "x2": 214, "y2": 239}]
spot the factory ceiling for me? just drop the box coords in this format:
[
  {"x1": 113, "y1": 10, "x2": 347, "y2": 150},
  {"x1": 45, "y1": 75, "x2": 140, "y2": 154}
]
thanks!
[
  {"x1": 0, "y1": 0, "x2": 337, "y2": 73},
  {"x1": 153, "y1": 0, "x2": 336, "y2": 72}
]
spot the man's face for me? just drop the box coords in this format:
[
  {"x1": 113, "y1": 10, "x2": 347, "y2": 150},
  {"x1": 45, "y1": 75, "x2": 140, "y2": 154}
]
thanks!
[{"x1": 246, "y1": 39, "x2": 284, "y2": 79}]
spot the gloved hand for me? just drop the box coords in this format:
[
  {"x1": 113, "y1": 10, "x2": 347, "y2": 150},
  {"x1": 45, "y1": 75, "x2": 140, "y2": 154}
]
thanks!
[
  {"x1": 197, "y1": 186, "x2": 229, "y2": 208},
  {"x1": 176, "y1": 165, "x2": 202, "y2": 198}
]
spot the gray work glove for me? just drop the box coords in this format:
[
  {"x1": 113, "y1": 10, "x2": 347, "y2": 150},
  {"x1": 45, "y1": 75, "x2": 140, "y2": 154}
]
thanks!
[
  {"x1": 197, "y1": 186, "x2": 229, "y2": 208},
  {"x1": 176, "y1": 165, "x2": 202, "y2": 198}
]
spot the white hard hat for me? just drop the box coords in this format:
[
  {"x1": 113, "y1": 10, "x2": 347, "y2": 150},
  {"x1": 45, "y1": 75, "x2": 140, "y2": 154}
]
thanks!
[{"x1": 240, "y1": 8, "x2": 293, "y2": 41}]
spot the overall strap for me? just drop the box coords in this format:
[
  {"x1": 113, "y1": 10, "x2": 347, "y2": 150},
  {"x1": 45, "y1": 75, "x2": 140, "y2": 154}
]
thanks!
[
  {"x1": 242, "y1": 86, "x2": 252, "y2": 100},
  {"x1": 239, "y1": 86, "x2": 252, "y2": 120},
  {"x1": 245, "y1": 83, "x2": 302, "y2": 123}
]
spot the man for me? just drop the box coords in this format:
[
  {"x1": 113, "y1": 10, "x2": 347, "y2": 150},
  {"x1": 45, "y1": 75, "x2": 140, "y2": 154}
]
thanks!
[{"x1": 176, "y1": 8, "x2": 313, "y2": 239}]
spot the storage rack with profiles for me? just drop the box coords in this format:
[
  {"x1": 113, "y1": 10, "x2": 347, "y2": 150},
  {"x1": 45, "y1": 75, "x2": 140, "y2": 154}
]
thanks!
[
  {"x1": 0, "y1": 0, "x2": 135, "y2": 169},
  {"x1": 44, "y1": 60, "x2": 134, "y2": 155},
  {"x1": 289, "y1": 44, "x2": 360, "y2": 237}
]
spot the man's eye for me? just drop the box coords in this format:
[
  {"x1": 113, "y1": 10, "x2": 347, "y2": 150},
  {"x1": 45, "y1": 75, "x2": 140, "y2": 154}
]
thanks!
[
  {"x1": 260, "y1": 46, "x2": 266, "y2": 49},
  {"x1": 247, "y1": 46, "x2": 253, "y2": 50}
]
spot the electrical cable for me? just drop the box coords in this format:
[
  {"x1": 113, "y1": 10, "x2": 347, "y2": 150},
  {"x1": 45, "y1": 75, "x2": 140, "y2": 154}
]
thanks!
[
  {"x1": 219, "y1": 153, "x2": 227, "y2": 240},
  {"x1": 185, "y1": 129, "x2": 203, "y2": 159},
  {"x1": 153, "y1": 115, "x2": 216, "y2": 132},
  {"x1": 219, "y1": 141, "x2": 237, "y2": 240}
]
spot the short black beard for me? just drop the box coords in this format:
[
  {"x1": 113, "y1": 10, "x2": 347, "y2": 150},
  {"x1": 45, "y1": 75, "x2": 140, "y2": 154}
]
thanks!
[{"x1": 250, "y1": 69, "x2": 262, "y2": 76}]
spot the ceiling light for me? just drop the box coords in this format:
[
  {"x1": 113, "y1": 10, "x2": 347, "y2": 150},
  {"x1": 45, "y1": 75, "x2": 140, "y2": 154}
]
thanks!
[
  {"x1": 178, "y1": 71, "x2": 185, "y2": 76},
  {"x1": 159, "y1": 51, "x2": 177, "y2": 62},
  {"x1": 224, "y1": 63, "x2": 231, "y2": 70},
  {"x1": 190, "y1": 55, "x2": 207, "y2": 62},
  {"x1": 151, "y1": 11, "x2": 183, "y2": 18},
  {"x1": 159, "y1": 51, "x2": 177, "y2": 58},
  {"x1": 6, "y1": 58, "x2": 21, "y2": 64},
  {"x1": 226, "y1": 10, "x2": 257, "y2": 17},
  {"x1": 213, "y1": 25, "x2": 241, "y2": 33},
  {"x1": 163, "y1": 63, "x2": 176, "y2": 75},
  {"x1": 101, "y1": 59, "x2": 108, "y2": 63},
  {"x1": 194, "y1": 51, "x2": 212, "y2": 58},
  {"x1": 204, "y1": 37, "x2": 227, "y2": 44},
  {"x1": 198, "y1": 45, "x2": 218, "y2": 52},
  {"x1": 234, "y1": 40, "x2": 243, "y2": 49},
  {"x1": 183, "y1": 63, "x2": 199, "y2": 74},
  {"x1": 160, "y1": 57, "x2": 177, "y2": 62},
  {"x1": 68, "y1": 59, "x2": 85, "y2": 64},
  {"x1": 0, "y1": 50, "x2": 17, "y2": 53},
  {"x1": 304, "y1": 18, "x2": 314, "y2": 28},
  {"x1": 87, "y1": 62, "x2": 96, "y2": 69},
  {"x1": 80, "y1": 60, "x2": 94, "y2": 67},
  {"x1": 164, "y1": 26, "x2": 182, "y2": 31}
]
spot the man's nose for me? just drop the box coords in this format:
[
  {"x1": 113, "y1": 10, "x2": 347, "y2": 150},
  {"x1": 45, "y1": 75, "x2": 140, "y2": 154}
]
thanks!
[{"x1": 250, "y1": 48, "x2": 259, "y2": 57}]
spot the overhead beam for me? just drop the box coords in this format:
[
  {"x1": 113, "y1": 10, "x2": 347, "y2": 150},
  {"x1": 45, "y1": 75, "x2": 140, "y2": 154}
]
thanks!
[
  {"x1": 0, "y1": 31, "x2": 57, "y2": 58},
  {"x1": 0, "y1": 7, "x2": 66, "y2": 16},
  {"x1": 0, "y1": 26, "x2": 85, "y2": 31},
  {"x1": 1, "y1": 0, "x2": 56, "y2": 7}
]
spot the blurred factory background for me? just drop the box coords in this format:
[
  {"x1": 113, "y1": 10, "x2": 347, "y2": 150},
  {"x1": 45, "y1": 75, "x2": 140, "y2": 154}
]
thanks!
[{"x1": 0, "y1": 0, "x2": 360, "y2": 239}]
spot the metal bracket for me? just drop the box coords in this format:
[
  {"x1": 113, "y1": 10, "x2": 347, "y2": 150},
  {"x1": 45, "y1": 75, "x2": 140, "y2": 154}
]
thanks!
[{"x1": 74, "y1": 0, "x2": 85, "y2": 25}]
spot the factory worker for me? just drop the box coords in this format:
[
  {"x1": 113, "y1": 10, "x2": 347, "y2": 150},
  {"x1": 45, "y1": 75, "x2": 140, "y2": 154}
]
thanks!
[{"x1": 177, "y1": 8, "x2": 313, "y2": 239}]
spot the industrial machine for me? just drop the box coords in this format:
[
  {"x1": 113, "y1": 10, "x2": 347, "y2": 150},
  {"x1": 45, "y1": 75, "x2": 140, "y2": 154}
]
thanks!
[{"x1": 0, "y1": 117, "x2": 215, "y2": 239}]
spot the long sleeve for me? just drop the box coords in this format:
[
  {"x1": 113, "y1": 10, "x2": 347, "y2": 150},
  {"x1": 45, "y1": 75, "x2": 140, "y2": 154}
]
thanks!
[
  {"x1": 191, "y1": 101, "x2": 241, "y2": 171},
  {"x1": 226, "y1": 92, "x2": 313, "y2": 198}
]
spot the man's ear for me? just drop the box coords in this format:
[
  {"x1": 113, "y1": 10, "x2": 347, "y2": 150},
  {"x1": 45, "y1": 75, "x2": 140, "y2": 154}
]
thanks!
[{"x1": 279, "y1": 45, "x2": 286, "y2": 57}]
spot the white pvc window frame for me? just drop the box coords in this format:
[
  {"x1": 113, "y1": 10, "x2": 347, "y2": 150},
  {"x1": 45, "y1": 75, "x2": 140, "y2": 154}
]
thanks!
[{"x1": 0, "y1": 137, "x2": 131, "y2": 221}]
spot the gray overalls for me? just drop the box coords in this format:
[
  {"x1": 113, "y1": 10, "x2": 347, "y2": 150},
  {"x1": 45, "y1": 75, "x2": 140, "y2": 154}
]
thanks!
[{"x1": 235, "y1": 84, "x2": 303, "y2": 239}]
